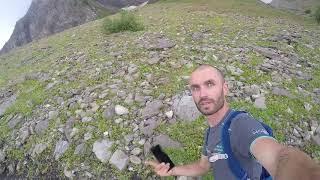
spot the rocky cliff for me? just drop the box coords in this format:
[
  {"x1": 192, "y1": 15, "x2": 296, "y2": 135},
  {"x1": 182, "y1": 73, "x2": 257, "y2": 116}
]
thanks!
[{"x1": 0, "y1": 0, "x2": 152, "y2": 55}]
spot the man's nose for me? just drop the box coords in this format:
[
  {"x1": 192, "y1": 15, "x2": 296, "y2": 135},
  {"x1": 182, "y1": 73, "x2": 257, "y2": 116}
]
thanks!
[{"x1": 199, "y1": 88, "x2": 209, "y2": 98}]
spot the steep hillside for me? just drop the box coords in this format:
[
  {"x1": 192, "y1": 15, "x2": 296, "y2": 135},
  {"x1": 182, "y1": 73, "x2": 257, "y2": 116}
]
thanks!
[
  {"x1": 0, "y1": 0, "x2": 154, "y2": 55},
  {"x1": 0, "y1": 0, "x2": 320, "y2": 179}
]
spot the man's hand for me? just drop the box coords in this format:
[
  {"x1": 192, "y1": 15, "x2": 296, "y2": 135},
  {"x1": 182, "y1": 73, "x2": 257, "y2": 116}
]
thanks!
[{"x1": 145, "y1": 160, "x2": 174, "y2": 176}]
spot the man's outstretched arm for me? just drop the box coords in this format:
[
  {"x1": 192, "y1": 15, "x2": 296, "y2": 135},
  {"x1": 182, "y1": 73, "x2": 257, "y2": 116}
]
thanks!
[
  {"x1": 251, "y1": 137, "x2": 320, "y2": 180},
  {"x1": 145, "y1": 155, "x2": 210, "y2": 177}
]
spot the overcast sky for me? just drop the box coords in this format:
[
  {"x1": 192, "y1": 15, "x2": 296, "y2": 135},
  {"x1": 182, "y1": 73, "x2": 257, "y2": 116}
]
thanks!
[{"x1": 0, "y1": 0, "x2": 32, "y2": 49}]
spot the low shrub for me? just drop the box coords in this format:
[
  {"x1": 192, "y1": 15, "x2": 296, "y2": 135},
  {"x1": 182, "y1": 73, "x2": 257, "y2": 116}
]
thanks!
[{"x1": 103, "y1": 11, "x2": 144, "y2": 33}]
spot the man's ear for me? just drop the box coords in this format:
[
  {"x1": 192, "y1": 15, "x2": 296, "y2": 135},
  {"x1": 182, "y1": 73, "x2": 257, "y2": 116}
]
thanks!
[{"x1": 223, "y1": 82, "x2": 229, "y2": 96}]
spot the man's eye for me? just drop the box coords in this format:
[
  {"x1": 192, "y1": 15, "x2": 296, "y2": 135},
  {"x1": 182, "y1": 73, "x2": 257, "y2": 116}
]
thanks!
[
  {"x1": 207, "y1": 82, "x2": 214, "y2": 87},
  {"x1": 191, "y1": 87, "x2": 199, "y2": 91}
]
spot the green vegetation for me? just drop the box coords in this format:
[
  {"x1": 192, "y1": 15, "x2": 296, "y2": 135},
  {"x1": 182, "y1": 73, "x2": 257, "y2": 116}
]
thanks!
[
  {"x1": 103, "y1": 11, "x2": 144, "y2": 34},
  {"x1": 0, "y1": 0, "x2": 320, "y2": 178},
  {"x1": 5, "y1": 80, "x2": 47, "y2": 116}
]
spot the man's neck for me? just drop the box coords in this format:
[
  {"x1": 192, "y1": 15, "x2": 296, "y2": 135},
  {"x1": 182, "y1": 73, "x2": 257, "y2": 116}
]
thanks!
[{"x1": 207, "y1": 104, "x2": 229, "y2": 127}]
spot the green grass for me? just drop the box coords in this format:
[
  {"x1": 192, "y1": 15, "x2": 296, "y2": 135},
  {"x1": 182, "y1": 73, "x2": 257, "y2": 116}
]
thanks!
[
  {"x1": 315, "y1": 6, "x2": 320, "y2": 24},
  {"x1": 103, "y1": 11, "x2": 144, "y2": 34},
  {"x1": 5, "y1": 80, "x2": 47, "y2": 116},
  {"x1": 0, "y1": 0, "x2": 320, "y2": 178}
]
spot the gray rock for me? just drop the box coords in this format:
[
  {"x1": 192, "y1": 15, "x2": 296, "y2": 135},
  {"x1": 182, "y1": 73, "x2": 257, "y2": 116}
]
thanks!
[
  {"x1": 140, "y1": 118, "x2": 160, "y2": 136},
  {"x1": 35, "y1": 120, "x2": 49, "y2": 134},
  {"x1": 8, "y1": 114, "x2": 23, "y2": 129},
  {"x1": 64, "y1": 167, "x2": 75, "y2": 179},
  {"x1": 64, "y1": 117, "x2": 76, "y2": 142},
  {"x1": 82, "y1": 116, "x2": 93, "y2": 122},
  {"x1": 304, "y1": 103, "x2": 312, "y2": 111},
  {"x1": 103, "y1": 106, "x2": 115, "y2": 120},
  {"x1": 144, "y1": 140, "x2": 152, "y2": 156},
  {"x1": 272, "y1": 87, "x2": 293, "y2": 98},
  {"x1": 254, "y1": 96, "x2": 267, "y2": 109},
  {"x1": 312, "y1": 126, "x2": 320, "y2": 146},
  {"x1": 18, "y1": 126, "x2": 30, "y2": 145},
  {"x1": 74, "y1": 143, "x2": 86, "y2": 155},
  {"x1": 31, "y1": 143, "x2": 47, "y2": 158},
  {"x1": 129, "y1": 155, "x2": 141, "y2": 165},
  {"x1": 252, "y1": 46, "x2": 279, "y2": 59},
  {"x1": 48, "y1": 111, "x2": 59, "y2": 120},
  {"x1": 53, "y1": 140, "x2": 69, "y2": 160},
  {"x1": 84, "y1": 132, "x2": 92, "y2": 141},
  {"x1": 244, "y1": 84, "x2": 261, "y2": 96},
  {"x1": 192, "y1": 32, "x2": 204, "y2": 41},
  {"x1": 173, "y1": 94, "x2": 201, "y2": 122},
  {"x1": 165, "y1": 111, "x2": 174, "y2": 119},
  {"x1": 124, "y1": 134, "x2": 134, "y2": 144},
  {"x1": 0, "y1": 93, "x2": 16, "y2": 117},
  {"x1": 93, "y1": 139, "x2": 113, "y2": 163},
  {"x1": 131, "y1": 147, "x2": 142, "y2": 156},
  {"x1": 153, "y1": 134, "x2": 183, "y2": 148},
  {"x1": 226, "y1": 65, "x2": 244, "y2": 76},
  {"x1": 115, "y1": 105, "x2": 129, "y2": 115},
  {"x1": 109, "y1": 150, "x2": 129, "y2": 171},
  {"x1": 141, "y1": 100, "x2": 164, "y2": 118},
  {"x1": 0, "y1": 150, "x2": 5, "y2": 162}
]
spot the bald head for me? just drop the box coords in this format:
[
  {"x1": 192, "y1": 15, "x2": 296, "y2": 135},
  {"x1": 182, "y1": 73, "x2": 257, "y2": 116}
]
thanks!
[{"x1": 191, "y1": 64, "x2": 225, "y2": 83}]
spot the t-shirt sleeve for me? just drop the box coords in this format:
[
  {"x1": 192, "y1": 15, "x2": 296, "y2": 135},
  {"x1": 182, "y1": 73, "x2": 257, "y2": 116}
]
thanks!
[
  {"x1": 230, "y1": 113, "x2": 274, "y2": 157},
  {"x1": 202, "y1": 128, "x2": 209, "y2": 156}
]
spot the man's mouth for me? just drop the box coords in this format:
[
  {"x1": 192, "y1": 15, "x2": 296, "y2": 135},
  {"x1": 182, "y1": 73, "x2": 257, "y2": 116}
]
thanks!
[{"x1": 199, "y1": 99, "x2": 214, "y2": 106}]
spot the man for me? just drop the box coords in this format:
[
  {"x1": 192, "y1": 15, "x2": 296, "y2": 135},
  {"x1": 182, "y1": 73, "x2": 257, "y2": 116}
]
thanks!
[{"x1": 146, "y1": 64, "x2": 320, "y2": 180}]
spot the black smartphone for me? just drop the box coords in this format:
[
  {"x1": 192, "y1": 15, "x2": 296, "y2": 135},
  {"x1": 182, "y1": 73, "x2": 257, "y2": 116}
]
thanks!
[{"x1": 150, "y1": 145, "x2": 175, "y2": 171}]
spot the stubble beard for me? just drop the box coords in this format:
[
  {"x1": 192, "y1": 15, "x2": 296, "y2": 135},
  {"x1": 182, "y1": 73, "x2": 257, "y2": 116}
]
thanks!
[{"x1": 195, "y1": 92, "x2": 225, "y2": 116}]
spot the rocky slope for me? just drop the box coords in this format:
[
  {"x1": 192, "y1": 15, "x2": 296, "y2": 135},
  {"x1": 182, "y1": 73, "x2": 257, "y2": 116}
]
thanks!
[
  {"x1": 0, "y1": 0, "x2": 319, "y2": 179},
  {"x1": 0, "y1": 0, "x2": 154, "y2": 55}
]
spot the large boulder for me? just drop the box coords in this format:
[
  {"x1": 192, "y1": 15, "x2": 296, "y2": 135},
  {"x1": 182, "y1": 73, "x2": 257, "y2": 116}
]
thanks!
[
  {"x1": 93, "y1": 139, "x2": 113, "y2": 163},
  {"x1": 172, "y1": 94, "x2": 201, "y2": 122}
]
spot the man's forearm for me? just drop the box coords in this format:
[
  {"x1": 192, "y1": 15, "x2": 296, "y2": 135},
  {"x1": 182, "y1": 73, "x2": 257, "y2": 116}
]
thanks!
[
  {"x1": 275, "y1": 147, "x2": 320, "y2": 180},
  {"x1": 171, "y1": 161, "x2": 210, "y2": 177}
]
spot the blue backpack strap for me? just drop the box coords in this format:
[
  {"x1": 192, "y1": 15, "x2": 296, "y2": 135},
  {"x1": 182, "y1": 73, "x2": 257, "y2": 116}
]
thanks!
[
  {"x1": 221, "y1": 110, "x2": 248, "y2": 180},
  {"x1": 222, "y1": 111, "x2": 273, "y2": 180}
]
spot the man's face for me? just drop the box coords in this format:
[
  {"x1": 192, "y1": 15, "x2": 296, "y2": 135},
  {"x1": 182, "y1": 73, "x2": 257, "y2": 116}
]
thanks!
[{"x1": 189, "y1": 67, "x2": 228, "y2": 116}]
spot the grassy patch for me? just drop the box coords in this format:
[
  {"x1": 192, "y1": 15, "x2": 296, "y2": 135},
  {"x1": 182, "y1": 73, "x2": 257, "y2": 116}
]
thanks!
[
  {"x1": 103, "y1": 11, "x2": 144, "y2": 34},
  {"x1": 5, "y1": 80, "x2": 47, "y2": 116},
  {"x1": 156, "y1": 116, "x2": 210, "y2": 176}
]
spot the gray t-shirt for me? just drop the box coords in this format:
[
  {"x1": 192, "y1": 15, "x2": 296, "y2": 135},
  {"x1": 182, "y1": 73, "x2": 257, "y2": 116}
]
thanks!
[{"x1": 202, "y1": 109, "x2": 273, "y2": 180}]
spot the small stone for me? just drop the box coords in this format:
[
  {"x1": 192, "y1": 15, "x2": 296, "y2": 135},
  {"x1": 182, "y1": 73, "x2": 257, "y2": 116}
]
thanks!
[
  {"x1": 70, "y1": 128, "x2": 79, "y2": 139},
  {"x1": 103, "y1": 106, "x2": 115, "y2": 120},
  {"x1": 74, "y1": 143, "x2": 86, "y2": 155},
  {"x1": 115, "y1": 105, "x2": 129, "y2": 115},
  {"x1": 131, "y1": 148, "x2": 142, "y2": 156},
  {"x1": 35, "y1": 120, "x2": 49, "y2": 134},
  {"x1": 141, "y1": 100, "x2": 164, "y2": 118},
  {"x1": 53, "y1": 140, "x2": 69, "y2": 160},
  {"x1": 0, "y1": 150, "x2": 5, "y2": 162},
  {"x1": 48, "y1": 111, "x2": 59, "y2": 120},
  {"x1": 304, "y1": 103, "x2": 312, "y2": 111},
  {"x1": 64, "y1": 167, "x2": 75, "y2": 178},
  {"x1": 84, "y1": 132, "x2": 92, "y2": 141},
  {"x1": 165, "y1": 111, "x2": 174, "y2": 119},
  {"x1": 103, "y1": 131, "x2": 109, "y2": 136},
  {"x1": 138, "y1": 139, "x2": 146, "y2": 145},
  {"x1": 129, "y1": 155, "x2": 141, "y2": 165},
  {"x1": 254, "y1": 96, "x2": 267, "y2": 109},
  {"x1": 293, "y1": 128, "x2": 301, "y2": 138},
  {"x1": 82, "y1": 117, "x2": 93, "y2": 122},
  {"x1": 32, "y1": 143, "x2": 47, "y2": 158},
  {"x1": 109, "y1": 150, "x2": 129, "y2": 171},
  {"x1": 115, "y1": 118, "x2": 123, "y2": 124}
]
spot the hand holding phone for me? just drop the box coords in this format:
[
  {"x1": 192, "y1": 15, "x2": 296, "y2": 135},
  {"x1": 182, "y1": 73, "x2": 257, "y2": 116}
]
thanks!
[{"x1": 150, "y1": 145, "x2": 175, "y2": 171}]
